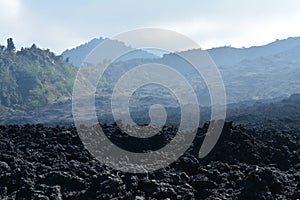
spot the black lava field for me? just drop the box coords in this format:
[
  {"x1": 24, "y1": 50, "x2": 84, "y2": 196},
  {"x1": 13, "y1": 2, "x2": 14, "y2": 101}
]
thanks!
[{"x1": 0, "y1": 95, "x2": 300, "y2": 199}]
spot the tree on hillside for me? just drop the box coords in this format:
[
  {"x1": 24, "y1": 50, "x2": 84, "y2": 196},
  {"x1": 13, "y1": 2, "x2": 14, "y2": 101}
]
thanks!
[
  {"x1": 31, "y1": 43, "x2": 37, "y2": 49},
  {"x1": 6, "y1": 38, "x2": 16, "y2": 52}
]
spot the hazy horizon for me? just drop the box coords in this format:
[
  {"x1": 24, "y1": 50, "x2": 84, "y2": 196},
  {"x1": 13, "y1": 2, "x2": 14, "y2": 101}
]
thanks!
[{"x1": 1, "y1": 0, "x2": 300, "y2": 54}]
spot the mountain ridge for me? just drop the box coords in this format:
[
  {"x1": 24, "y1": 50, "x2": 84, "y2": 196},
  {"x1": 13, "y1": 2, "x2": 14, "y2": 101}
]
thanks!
[
  {"x1": 62, "y1": 37, "x2": 159, "y2": 67},
  {"x1": 0, "y1": 36, "x2": 299, "y2": 119},
  {"x1": 62, "y1": 36, "x2": 300, "y2": 67}
]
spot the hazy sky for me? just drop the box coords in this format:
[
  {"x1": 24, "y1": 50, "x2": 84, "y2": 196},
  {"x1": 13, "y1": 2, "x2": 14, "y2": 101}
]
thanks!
[{"x1": 1, "y1": 0, "x2": 300, "y2": 54}]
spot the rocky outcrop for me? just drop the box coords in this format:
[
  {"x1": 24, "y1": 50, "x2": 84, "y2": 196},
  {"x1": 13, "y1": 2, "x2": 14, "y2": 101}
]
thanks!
[{"x1": 0, "y1": 122, "x2": 299, "y2": 199}]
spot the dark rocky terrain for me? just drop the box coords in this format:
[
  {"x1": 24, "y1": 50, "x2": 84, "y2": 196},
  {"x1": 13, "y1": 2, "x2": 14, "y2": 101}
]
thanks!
[
  {"x1": 1, "y1": 6, "x2": 300, "y2": 200},
  {"x1": 2, "y1": 93, "x2": 298, "y2": 130},
  {"x1": 0, "y1": 117, "x2": 299, "y2": 199},
  {"x1": 1, "y1": 40, "x2": 300, "y2": 200}
]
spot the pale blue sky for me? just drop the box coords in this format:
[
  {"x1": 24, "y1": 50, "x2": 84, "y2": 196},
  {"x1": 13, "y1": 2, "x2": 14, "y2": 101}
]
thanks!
[{"x1": 1, "y1": 0, "x2": 300, "y2": 54}]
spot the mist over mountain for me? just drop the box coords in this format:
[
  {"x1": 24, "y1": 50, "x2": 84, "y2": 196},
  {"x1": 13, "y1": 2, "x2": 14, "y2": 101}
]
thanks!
[
  {"x1": 161, "y1": 37, "x2": 300, "y2": 102},
  {"x1": 207, "y1": 36, "x2": 300, "y2": 66},
  {"x1": 221, "y1": 44, "x2": 300, "y2": 102},
  {"x1": 63, "y1": 36, "x2": 300, "y2": 67},
  {"x1": 62, "y1": 38, "x2": 158, "y2": 67}
]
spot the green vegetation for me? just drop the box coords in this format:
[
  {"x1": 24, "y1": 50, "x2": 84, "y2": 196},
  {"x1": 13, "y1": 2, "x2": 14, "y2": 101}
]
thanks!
[{"x1": 0, "y1": 38, "x2": 77, "y2": 111}]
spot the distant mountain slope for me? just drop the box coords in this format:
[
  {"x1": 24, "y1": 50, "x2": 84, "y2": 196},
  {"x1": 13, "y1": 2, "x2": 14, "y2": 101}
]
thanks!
[
  {"x1": 1, "y1": 36, "x2": 299, "y2": 118},
  {"x1": 62, "y1": 38, "x2": 105, "y2": 67},
  {"x1": 207, "y1": 37, "x2": 300, "y2": 66},
  {"x1": 62, "y1": 36, "x2": 300, "y2": 105},
  {"x1": 62, "y1": 38, "x2": 158, "y2": 67},
  {"x1": 220, "y1": 44, "x2": 300, "y2": 102},
  {"x1": 158, "y1": 39, "x2": 300, "y2": 103},
  {"x1": 0, "y1": 44, "x2": 77, "y2": 111},
  {"x1": 62, "y1": 36, "x2": 300, "y2": 68}
]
